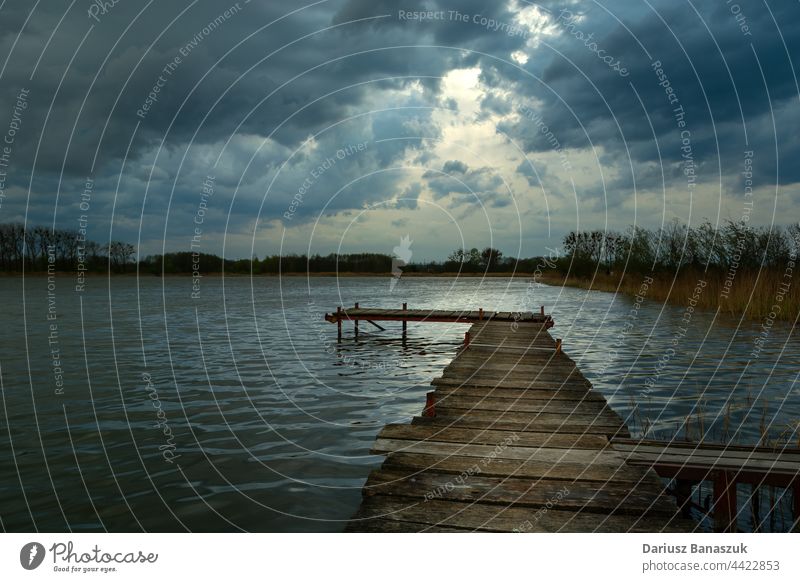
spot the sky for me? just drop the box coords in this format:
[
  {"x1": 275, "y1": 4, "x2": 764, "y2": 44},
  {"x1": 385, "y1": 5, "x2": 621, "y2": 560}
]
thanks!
[{"x1": 0, "y1": 0, "x2": 798, "y2": 261}]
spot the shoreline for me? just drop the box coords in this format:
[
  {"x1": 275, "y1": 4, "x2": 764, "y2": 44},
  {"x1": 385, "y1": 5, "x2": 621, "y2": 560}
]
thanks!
[
  {"x1": 0, "y1": 271, "x2": 538, "y2": 278},
  {"x1": 539, "y1": 272, "x2": 798, "y2": 322}
]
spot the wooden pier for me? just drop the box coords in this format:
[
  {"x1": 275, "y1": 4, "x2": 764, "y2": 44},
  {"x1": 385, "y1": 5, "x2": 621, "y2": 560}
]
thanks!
[
  {"x1": 325, "y1": 304, "x2": 553, "y2": 340},
  {"x1": 329, "y1": 305, "x2": 799, "y2": 532},
  {"x1": 329, "y1": 306, "x2": 694, "y2": 532}
]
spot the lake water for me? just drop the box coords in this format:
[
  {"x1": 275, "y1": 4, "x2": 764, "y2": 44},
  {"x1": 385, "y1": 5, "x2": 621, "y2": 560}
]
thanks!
[{"x1": 1, "y1": 275, "x2": 798, "y2": 532}]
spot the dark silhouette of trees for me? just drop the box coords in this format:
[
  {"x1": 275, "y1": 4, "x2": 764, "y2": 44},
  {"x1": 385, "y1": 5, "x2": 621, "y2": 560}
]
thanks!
[
  {"x1": 559, "y1": 220, "x2": 800, "y2": 277},
  {"x1": 4, "y1": 220, "x2": 799, "y2": 278}
]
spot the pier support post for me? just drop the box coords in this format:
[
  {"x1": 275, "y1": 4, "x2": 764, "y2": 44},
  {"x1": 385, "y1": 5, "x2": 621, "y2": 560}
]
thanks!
[
  {"x1": 712, "y1": 471, "x2": 737, "y2": 532},
  {"x1": 540, "y1": 305, "x2": 544, "y2": 316},
  {"x1": 555, "y1": 338, "x2": 562, "y2": 354},
  {"x1": 674, "y1": 479, "x2": 694, "y2": 518},
  {"x1": 479, "y1": 307, "x2": 483, "y2": 321},
  {"x1": 336, "y1": 306, "x2": 342, "y2": 342},
  {"x1": 423, "y1": 392, "x2": 436, "y2": 417},
  {"x1": 463, "y1": 331, "x2": 470, "y2": 348},
  {"x1": 402, "y1": 302, "x2": 407, "y2": 339},
  {"x1": 354, "y1": 303, "x2": 359, "y2": 338}
]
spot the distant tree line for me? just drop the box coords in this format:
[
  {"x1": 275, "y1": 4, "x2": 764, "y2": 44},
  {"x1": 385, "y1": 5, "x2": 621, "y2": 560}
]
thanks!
[
  {"x1": 0, "y1": 223, "x2": 533, "y2": 275},
  {"x1": 0, "y1": 223, "x2": 135, "y2": 273},
  {"x1": 558, "y1": 220, "x2": 800, "y2": 277},
  {"x1": 5, "y1": 221, "x2": 797, "y2": 278}
]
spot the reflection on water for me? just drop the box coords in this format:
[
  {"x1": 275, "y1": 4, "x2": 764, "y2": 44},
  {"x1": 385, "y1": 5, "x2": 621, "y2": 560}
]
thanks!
[{"x1": 0, "y1": 275, "x2": 797, "y2": 531}]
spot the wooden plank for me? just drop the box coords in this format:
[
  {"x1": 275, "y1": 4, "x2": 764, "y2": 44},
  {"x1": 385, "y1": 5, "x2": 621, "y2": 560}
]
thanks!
[
  {"x1": 382, "y1": 451, "x2": 663, "y2": 485},
  {"x1": 344, "y1": 518, "x2": 467, "y2": 532},
  {"x1": 611, "y1": 440, "x2": 800, "y2": 463},
  {"x1": 447, "y1": 357, "x2": 583, "y2": 370},
  {"x1": 364, "y1": 468, "x2": 680, "y2": 516},
  {"x1": 453, "y1": 351, "x2": 575, "y2": 362},
  {"x1": 445, "y1": 363, "x2": 580, "y2": 376},
  {"x1": 431, "y1": 376, "x2": 593, "y2": 390},
  {"x1": 452, "y1": 355, "x2": 575, "y2": 367},
  {"x1": 377, "y1": 424, "x2": 609, "y2": 450},
  {"x1": 413, "y1": 416, "x2": 631, "y2": 438},
  {"x1": 443, "y1": 362, "x2": 587, "y2": 375},
  {"x1": 351, "y1": 496, "x2": 695, "y2": 533},
  {"x1": 371, "y1": 438, "x2": 628, "y2": 466},
  {"x1": 442, "y1": 369, "x2": 588, "y2": 385},
  {"x1": 470, "y1": 325, "x2": 550, "y2": 333},
  {"x1": 432, "y1": 407, "x2": 625, "y2": 427},
  {"x1": 460, "y1": 336, "x2": 553, "y2": 345},
  {"x1": 620, "y1": 451, "x2": 800, "y2": 473},
  {"x1": 455, "y1": 346, "x2": 556, "y2": 356},
  {"x1": 431, "y1": 395, "x2": 612, "y2": 415},
  {"x1": 431, "y1": 385, "x2": 604, "y2": 402}
]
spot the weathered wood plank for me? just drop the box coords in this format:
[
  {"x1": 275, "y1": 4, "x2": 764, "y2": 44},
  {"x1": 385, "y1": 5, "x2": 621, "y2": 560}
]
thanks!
[
  {"x1": 621, "y1": 451, "x2": 800, "y2": 473},
  {"x1": 442, "y1": 366, "x2": 588, "y2": 379},
  {"x1": 611, "y1": 441, "x2": 800, "y2": 463},
  {"x1": 430, "y1": 395, "x2": 613, "y2": 415},
  {"x1": 413, "y1": 415, "x2": 631, "y2": 437},
  {"x1": 381, "y1": 451, "x2": 664, "y2": 485},
  {"x1": 432, "y1": 385, "x2": 604, "y2": 402},
  {"x1": 431, "y1": 376, "x2": 593, "y2": 390},
  {"x1": 371, "y1": 438, "x2": 628, "y2": 466},
  {"x1": 364, "y1": 468, "x2": 680, "y2": 516},
  {"x1": 445, "y1": 364, "x2": 581, "y2": 377},
  {"x1": 432, "y1": 407, "x2": 625, "y2": 427},
  {"x1": 377, "y1": 424, "x2": 609, "y2": 450},
  {"x1": 344, "y1": 517, "x2": 467, "y2": 532},
  {"x1": 351, "y1": 496, "x2": 695, "y2": 533}
]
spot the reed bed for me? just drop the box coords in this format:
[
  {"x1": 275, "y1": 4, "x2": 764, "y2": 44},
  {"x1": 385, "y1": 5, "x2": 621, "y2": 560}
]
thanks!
[{"x1": 542, "y1": 268, "x2": 800, "y2": 321}]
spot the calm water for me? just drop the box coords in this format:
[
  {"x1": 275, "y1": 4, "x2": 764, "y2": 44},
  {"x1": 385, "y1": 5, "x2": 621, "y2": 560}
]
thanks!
[{"x1": 1, "y1": 275, "x2": 798, "y2": 532}]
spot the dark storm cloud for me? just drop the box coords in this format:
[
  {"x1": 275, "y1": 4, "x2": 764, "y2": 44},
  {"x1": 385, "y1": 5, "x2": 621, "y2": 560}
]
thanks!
[
  {"x1": 2, "y1": 0, "x2": 533, "y2": 233},
  {"x1": 0, "y1": 0, "x2": 456, "y2": 249},
  {"x1": 491, "y1": 0, "x2": 800, "y2": 200},
  {"x1": 0, "y1": 1, "x2": 437, "y2": 177},
  {"x1": 1, "y1": 0, "x2": 799, "y2": 256},
  {"x1": 423, "y1": 161, "x2": 511, "y2": 210}
]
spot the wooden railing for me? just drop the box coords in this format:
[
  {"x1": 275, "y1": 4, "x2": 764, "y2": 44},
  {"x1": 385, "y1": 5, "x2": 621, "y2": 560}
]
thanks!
[{"x1": 611, "y1": 438, "x2": 800, "y2": 532}]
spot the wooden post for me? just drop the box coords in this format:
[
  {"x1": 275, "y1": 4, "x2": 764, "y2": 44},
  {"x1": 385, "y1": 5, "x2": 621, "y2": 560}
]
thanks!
[
  {"x1": 423, "y1": 392, "x2": 436, "y2": 417},
  {"x1": 674, "y1": 479, "x2": 694, "y2": 518},
  {"x1": 713, "y1": 471, "x2": 737, "y2": 532},
  {"x1": 464, "y1": 331, "x2": 470, "y2": 348},
  {"x1": 354, "y1": 303, "x2": 359, "y2": 337},
  {"x1": 336, "y1": 306, "x2": 342, "y2": 342},
  {"x1": 478, "y1": 307, "x2": 483, "y2": 321},
  {"x1": 402, "y1": 302, "x2": 407, "y2": 339},
  {"x1": 751, "y1": 484, "x2": 761, "y2": 533},
  {"x1": 555, "y1": 338, "x2": 562, "y2": 354},
  {"x1": 540, "y1": 305, "x2": 544, "y2": 316}
]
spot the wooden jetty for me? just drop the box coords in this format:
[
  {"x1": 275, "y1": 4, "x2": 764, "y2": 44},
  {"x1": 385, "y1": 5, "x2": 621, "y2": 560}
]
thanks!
[
  {"x1": 324, "y1": 303, "x2": 553, "y2": 340},
  {"x1": 328, "y1": 305, "x2": 800, "y2": 532}
]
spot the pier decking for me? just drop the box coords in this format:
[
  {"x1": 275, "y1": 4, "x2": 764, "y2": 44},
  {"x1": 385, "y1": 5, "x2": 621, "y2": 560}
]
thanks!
[
  {"x1": 324, "y1": 305, "x2": 553, "y2": 341},
  {"x1": 335, "y1": 309, "x2": 696, "y2": 532}
]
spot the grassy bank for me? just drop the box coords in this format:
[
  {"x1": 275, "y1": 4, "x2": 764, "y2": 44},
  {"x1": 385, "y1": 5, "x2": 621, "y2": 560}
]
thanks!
[{"x1": 540, "y1": 269, "x2": 799, "y2": 322}]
